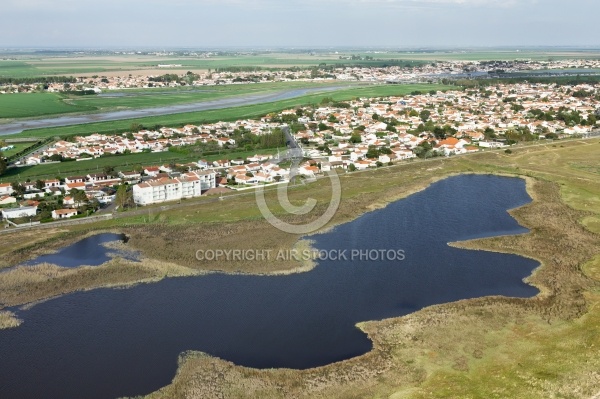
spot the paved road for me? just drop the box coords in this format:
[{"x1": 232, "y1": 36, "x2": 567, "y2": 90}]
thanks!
[{"x1": 0, "y1": 86, "x2": 352, "y2": 136}]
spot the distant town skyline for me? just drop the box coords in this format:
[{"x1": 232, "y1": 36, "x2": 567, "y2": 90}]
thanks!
[{"x1": 2, "y1": 0, "x2": 598, "y2": 48}]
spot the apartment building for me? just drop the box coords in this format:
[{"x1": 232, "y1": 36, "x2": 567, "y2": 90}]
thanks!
[{"x1": 132, "y1": 171, "x2": 216, "y2": 205}]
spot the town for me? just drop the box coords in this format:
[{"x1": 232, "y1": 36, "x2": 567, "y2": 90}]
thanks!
[
  {"x1": 1, "y1": 80, "x2": 599, "y2": 227},
  {"x1": 3, "y1": 58, "x2": 600, "y2": 94}
]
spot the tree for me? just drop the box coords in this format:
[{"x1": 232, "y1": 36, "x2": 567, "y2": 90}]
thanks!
[
  {"x1": 70, "y1": 188, "x2": 89, "y2": 207},
  {"x1": 103, "y1": 166, "x2": 115, "y2": 176},
  {"x1": 115, "y1": 185, "x2": 133, "y2": 210},
  {"x1": 349, "y1": 132, "x2": 362, "y2": 144},
  {"x1": 0, "y1": 151, "x2": 6, "y2": 176},
  {"x1": 419, "y1": 110, "x2": 431, "y2": 122},
  {"x1": 11, "y1": 182, "x2": 26, "y2": 198},
  {"x1": 348, "y1": 163, "x2": 357, "y2": 172},
  {"x1": 130, "y1": 123, "x2": 144, "y2": 132},
  {"x1": 35, "y1": 180, "x2": 45, "y2": 190},
  {"x1": 366, "y1": 145, "x2": 380, "y2": 159},
  {"x1": 484, "y1": 127, "x2": 497, "y2": 140}
]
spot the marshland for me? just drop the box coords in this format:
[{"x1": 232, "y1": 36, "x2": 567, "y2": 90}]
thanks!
[{"x1": 0, "y1": 139, "x2": 599, "y2": 398}]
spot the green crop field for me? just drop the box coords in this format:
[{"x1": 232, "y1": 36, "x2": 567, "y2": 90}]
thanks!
[
  {"x1": 65, "y1": 81, "x2": 357, "y2": 111},
  {"x1": 2, "y1": 50, "x2": 600, "y2": 80},
  {"x1": 0, "y1": 93, "x2": 97, "y2": 119},
  {"x1": 6, "y1": 83, "x2": 452, "y2": 141},
  {"x1": 0, "y1": 82, "x2": 359, "y2": 121}
]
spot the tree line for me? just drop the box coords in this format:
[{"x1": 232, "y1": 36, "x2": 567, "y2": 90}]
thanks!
[{"x1": 0, "y1": 76, "x2": 77, "y2": 85}]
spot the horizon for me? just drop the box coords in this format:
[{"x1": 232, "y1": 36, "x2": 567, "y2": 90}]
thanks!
[
  {"x1": 2, "y1": 45, "x2": 600, "y2": 53},
  {"x1": 2, "y1": 0, "x2": 598, "y2": 48}
]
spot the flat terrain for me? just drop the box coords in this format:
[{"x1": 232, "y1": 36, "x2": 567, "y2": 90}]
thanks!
[
  {"x1": 0, "y1": 82, "x2": 352, "y2": 122},
  {"x1": 1, "y1": 83, "x2": 451, "y2": 140},
  {"x1": 2, "y1": 50, "x2": 600, "y2": 78},
  {"x1": 0, "y1": 92, "x2": 96, "y2": 119}
]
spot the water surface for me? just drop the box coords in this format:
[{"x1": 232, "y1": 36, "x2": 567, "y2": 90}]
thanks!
[
  {"x1": 0, "y1": 175, "x2": 539, "y2": 399},
  {"x1": 22, "y1": 233, "x2": 137, "y2": 268}
]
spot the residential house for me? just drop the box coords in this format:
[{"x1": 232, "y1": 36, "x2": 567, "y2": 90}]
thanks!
[
  {"x1": 65, "y1": 176, "x2": 86, "y2": 184},
  {"x1": 52, "y1": 209, "x2": 78, "y2": 219},
  {"x1": 0, "y1": 195, "x2": 16, "y2": 205},
  {"x1": 0, "y1": 183, "x2": 13, "y2": 196}
]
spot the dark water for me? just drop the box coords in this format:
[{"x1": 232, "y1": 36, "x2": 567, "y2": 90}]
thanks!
[
  {"x1": 22, "y1": 233, "x2": 136, "y2": 268},
  {"x1": 0, "y1": 175, "x2": 539, "y2": 399}
]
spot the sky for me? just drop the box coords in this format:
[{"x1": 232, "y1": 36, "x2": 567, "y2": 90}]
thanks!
[{"x1": 2, "y1": 0, "x2": 599, "y2": 48}]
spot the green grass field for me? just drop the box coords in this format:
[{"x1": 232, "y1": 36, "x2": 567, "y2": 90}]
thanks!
[
  {"x1": 0, "y1": 93, "x2": 97, "y2": 119},
  {"x1": 0, "y1": 82, "x2": 358, "y2": 120},
  {"x1": 0, "y1": 142, "x2": 37, "y2": 157},
  {"x1": 2, "y1": 50, "x2": 600, "y2": 79},
  {"x1": 5, "y1": 83, "x2": 451, "y2": 140},
  {"x1": 65, "y1": 81, "x2": 358, "y2": 111},
  {"x1": 0, "y1": 147, "x2": 279, "y2": 183}
]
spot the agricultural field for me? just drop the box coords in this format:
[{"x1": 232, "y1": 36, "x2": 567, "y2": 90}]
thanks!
[
  {"x1": 0, "y1": 82, "x2": 358, "y2": 121},
  {"x1": 63, "y1": 81, "x2": 358, "y2": 112},
  {"x1": 2, "y1": 49, "x2": 600, "y2": 79},
  {"x1": 0, "y1": 92, "x2": 96, "y2": 119},
  {"x1": 4, "y1": 83, "x2": 452, "y2": 140}
]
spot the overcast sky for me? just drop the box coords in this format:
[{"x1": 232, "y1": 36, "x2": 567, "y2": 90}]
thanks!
[{"x1": 2, "y1": 0, "x2": 598, "y2": 48}]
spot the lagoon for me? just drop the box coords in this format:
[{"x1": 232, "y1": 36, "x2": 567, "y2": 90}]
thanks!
[{"x1": 0, "y1": 175, "x2": 539, "y2": 398}]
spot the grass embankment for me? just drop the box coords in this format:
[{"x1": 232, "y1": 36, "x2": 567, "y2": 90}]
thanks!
[
  {"x1": 0, "y1": 140, "x2": 599, "y2": 397},
  {"x1": 0, "y1": 228, "x2": 202, "y2": 310},
  {"x1": 3, "y1": 83, "x2": 451, "y2": 141}
]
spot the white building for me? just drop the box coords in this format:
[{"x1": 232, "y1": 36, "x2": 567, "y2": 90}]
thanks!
[
  {"x1": 0, "y1": 183, "x2": 13, "y2": 196},
  {"x1": 132, "y1": 171, "x2": 216, "y2": 206},
  {"x1": 196, "y1": 170, "x2": 217, "y2": 191},
  {"x1": 1, "y1": 206, "x2": 37, "y2": 220},
  {"x1": 52, "y1": 209, "x2": 78, "y2": 219}
]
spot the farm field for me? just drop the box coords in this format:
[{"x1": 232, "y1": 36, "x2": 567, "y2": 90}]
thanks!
[
  {"x1": 63, "y1": 81, "x2": 359, "y2": 112},
  {"x1": 2, "y1": 49, "x2": 600, "y2": 79},
  {"x1": 0, "y1": 92, "x2": 96, "y2": 119},
  {"x1": 3, "y1": 83, "x2": 452, "y2": 140},
  {"x1": 0, "y1": 82, "x2": 360, "y2": 121}
]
